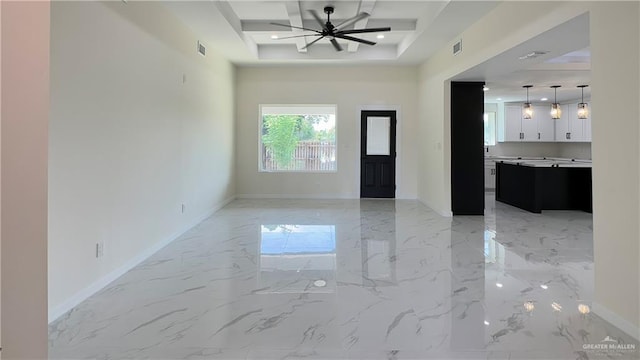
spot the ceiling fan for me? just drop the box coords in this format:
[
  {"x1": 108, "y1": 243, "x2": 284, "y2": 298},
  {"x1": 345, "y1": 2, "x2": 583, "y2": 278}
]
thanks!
[{"x1": 270, "y1": 6, "x2": 391, "y2": 51}]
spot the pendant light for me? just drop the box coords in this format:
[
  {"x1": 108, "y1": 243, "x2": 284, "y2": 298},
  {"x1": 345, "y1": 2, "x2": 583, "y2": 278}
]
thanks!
[
  {"x1": 522, "y1": 85, "x2": 533, "y2": 119},
  {"x1": 550, "y1": 85, "x2": 562, "y2": 119},
  {"x1": 577, "y1": 85, "x2": 589, "y2": 119}
]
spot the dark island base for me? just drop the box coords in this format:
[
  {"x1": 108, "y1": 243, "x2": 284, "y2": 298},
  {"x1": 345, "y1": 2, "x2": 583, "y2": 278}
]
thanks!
[{"x1": 496, "y1": 162, "x2": 592, "y2": 214}]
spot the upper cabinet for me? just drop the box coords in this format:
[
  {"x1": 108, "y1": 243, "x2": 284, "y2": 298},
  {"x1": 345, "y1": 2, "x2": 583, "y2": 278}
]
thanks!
[
  {"x1": 501, "y1": 103, "x2": 591, "y2": 143},
  {"x1": 554, "y1": 103, "x2": 591, "y2": 142},
  {"x1": 535, "y1": 105, "x2": 556, "y2": 141},
  {"x1": 503, "y1": 104, "x2": 555, "y2": 142}
]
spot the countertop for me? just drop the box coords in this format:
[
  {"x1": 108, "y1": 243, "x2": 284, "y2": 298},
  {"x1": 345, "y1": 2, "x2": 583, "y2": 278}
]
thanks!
[{"x1": 488, "y1": 156, "x2": 592, "y2": 168}]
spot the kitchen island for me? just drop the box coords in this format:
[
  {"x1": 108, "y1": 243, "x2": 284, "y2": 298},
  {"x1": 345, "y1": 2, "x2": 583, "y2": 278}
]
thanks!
[{"x1": 495, "y1": 158, "x2": 592, "y2": 213}]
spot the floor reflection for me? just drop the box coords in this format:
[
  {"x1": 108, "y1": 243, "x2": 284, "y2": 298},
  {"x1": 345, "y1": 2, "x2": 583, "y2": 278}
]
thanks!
[
  {"x1": 259, "y1": 224, "x2": 336, "y2": 293},
  {"x1": 47, "y1": 198, "x2": 638, "y2": 360},
  {"x1": 359, "y1": 202, "x2": 397, "y2": 286}
]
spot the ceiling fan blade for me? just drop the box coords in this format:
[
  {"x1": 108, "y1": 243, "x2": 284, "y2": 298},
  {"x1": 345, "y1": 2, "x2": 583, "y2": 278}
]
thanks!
[
  {"x1": 302, "y1": 36, "x2": 325, "y2": 50},
  {"x1": 330, "y1": 38, "x2": 343, "y2": 52},
  {"x1": 269, "y1": 22, "x2": 321, "y2": 33},
  {"x1": 274, "y1": 34, "x2": 322, "y2": 40},
  {"x1": 308, "y1": 10, "x2": 327, "y2": 30},
  {"x1": 335, "y1": 34, "x2": 376, "y2": 46},
  {"x1": 336, "y1": 27, "x2": 391, "y2": 35},
  {"x1": 335, "y1": 12, "x2": 370, "y2": 30}
]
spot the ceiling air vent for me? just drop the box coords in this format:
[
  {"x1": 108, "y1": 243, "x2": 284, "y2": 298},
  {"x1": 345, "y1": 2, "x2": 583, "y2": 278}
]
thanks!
[
  {"x1": 197, "y1": 41, "x2": 206, "y2": 57},
  {"x1": 518, "y1": 51, "x2": 548, "y2": 60},
  {"x1": 453, "y1": 39, "x2": 462, "y2": 56}
]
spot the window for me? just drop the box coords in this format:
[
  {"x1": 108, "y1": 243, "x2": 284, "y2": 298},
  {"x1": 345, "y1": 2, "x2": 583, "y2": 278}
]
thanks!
[
  {"x1": 484, "y1": 111, "x2": 497, "y2": 146},
  {"x1": 260, "y1": 105, "x2": 337, "y2": 172}
]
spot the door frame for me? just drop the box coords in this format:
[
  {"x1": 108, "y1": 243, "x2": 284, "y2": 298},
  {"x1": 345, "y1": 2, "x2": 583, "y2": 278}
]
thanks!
[{"x1": 357, "y1": 105, "x2": 402, "y2": 198}]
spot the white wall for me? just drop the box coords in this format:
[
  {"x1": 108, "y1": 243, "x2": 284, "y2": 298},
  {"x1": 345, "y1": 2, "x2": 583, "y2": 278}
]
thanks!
[
  {"x1": 557, "y1": 142, "x2": 592, "y2": 159},
  {"x1": 236, "y1": 66, "x2": 418, "y2": 199},
  {"x1": 417, "y1": 0, "x2": 639, "y2": 336},
  {"x1": 590, "y1": 1, "x2": 639, "y2": 337},
  {"x1": 488, "y1": 142, "x2": 562, "y2": 158},
  {"x1": 488, "y1": 139, "x2": 591, "y2": 159},
  {"x1": 48, "y1": 1, "x2": 236, "y2": 320},
  {"x1": 1, "y1": 0, "x2": 3, "y2": 348},
  {"x1": 1, "y1": 1, "x2": 50, "y2": 357}
]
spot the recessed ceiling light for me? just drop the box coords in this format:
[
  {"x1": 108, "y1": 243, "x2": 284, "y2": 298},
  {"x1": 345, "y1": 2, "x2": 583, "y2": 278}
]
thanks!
[
  {"x1": 483, "y1": 86, "x2": 489, "y2": 91},
  {"x1": 484, "y1": 320, "x2": 490, "y2": 326},
  {"x1": 496, "y1": 98, "x2": 502, "y2": 101},
  {"x1": 313, "y1": 279, "x2": 327, "y2": 287},
  {"x1": 271, "y1": 35, "x2": 279, "y2": 40},
  {"x1": 541, "y1": 97, "x2": 548, "y2": 101},
  {"x1": 540, "y1": 284, "x2": 548, "y2": 290},
  {"x1": 496, "y1": 282, "x2": 503, "y2": 288},
  {"x1": 377, "y1": 34, "x2": 385, "y2": 39}
]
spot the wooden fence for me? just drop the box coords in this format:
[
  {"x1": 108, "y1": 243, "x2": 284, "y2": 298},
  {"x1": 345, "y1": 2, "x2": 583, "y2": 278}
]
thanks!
[{"x1": 263, "y1": 141, "x2": 336, "y2": 171}]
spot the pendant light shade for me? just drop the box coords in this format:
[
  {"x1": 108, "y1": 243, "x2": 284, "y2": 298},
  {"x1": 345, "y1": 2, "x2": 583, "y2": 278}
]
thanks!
[
  {"x1": 550, "y1": 85, "x2": 561, "y2": 119},
  {"x1": 577, "y1": 85, "x2": 589, "y2": 119},
  {"x1": 523, "y1": 85, "x2": 533, "y2": 119}
]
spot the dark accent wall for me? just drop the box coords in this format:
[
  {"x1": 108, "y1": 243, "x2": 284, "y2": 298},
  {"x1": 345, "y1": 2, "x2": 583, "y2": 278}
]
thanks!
[{"x1": 451, "y1": 82, "x2": 485, "y2": 215}]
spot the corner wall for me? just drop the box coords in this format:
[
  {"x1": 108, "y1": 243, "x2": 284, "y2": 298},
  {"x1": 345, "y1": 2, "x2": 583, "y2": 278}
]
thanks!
[
  {"x1": 1, "y1": 1, "x2": 50, "y2": 357},
  {"x1": 590, "y1": 1, "x2": 640, "y2": 337},
  {"x1": 48, "y1": 1, "x2": 236, "y2": 320},
  {"x1": 417, "y1": 1, "x2": 639, "y2": 337},
  {"x1": 235, "y1": 66, "x2": 418, "y2": 199}
]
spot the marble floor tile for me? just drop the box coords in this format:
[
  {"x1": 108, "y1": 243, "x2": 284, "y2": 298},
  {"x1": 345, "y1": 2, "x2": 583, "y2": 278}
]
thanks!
[{"x1": 49, "y1": 196, "x2": 638, "y2": 359}]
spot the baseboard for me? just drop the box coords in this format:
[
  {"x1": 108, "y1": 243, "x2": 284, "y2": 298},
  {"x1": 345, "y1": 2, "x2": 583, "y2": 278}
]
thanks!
[
  {"x1": 593, "y1": 302, "x2": 640, "y2": 341},
  {"x1": 418, "y1": 199, "x2": 453, "y2": 217},
  {"x1": 48, "y1": 195, "x2": 235, "y2": 324},
  {"x1": 236, "y1": 193, "x2": 357, "y2": 200}
]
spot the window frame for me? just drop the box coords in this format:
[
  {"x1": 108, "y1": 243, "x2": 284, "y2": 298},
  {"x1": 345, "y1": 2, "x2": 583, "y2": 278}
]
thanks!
[
  {"x1": 484, "y1": 111, "x2": 497, "y2": 146},
  {"x1": 258, "y1": 104, "x2": 338, "y2": 173}
]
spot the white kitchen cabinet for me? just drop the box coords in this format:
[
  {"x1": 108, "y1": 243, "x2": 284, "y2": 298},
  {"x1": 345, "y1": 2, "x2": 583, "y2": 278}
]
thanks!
[
  {"x1": 534, "y1": 105, "x2": 556, "y2": 141},
  {"x1": 503, "y1": 105, "x2": 554, "y2": 142},
  {"x1": 504, "y1": 105, "x2": 523, "y2": 141},
  {"x1": 555, "y1": 103, "x2": 590, "y2": 142},
  {"x1": 522, "y1": 111, "x2": 538, "y2": 141},
  {"x1": 484, "y1": 160, "x2": 496, "y2": 190}
]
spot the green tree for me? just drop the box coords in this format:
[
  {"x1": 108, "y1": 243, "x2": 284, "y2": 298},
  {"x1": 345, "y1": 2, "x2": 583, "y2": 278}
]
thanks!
[
  {"x1": 314, "y1": 127, "x2": 336, "y2": 142},
  {"x1": 262, "y1": 114, "x2": 335, "y2": 169},
  {"x1": 296, "y1": 116, "x2": 315, "y2": 141},
  {"x1": 262, "y1": 115, "x2": 299, "y2": 168}
]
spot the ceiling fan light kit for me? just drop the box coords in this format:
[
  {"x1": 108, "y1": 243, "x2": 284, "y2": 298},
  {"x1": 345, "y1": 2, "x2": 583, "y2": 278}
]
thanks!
[{"x1": 269, "y1": 5, "x2": 391, "y2": 52}]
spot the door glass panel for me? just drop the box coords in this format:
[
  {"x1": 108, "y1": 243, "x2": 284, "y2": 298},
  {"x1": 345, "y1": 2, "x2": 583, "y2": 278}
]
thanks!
[{"x1": 366, "y1": 116, "x2": 390, "y2": 155}]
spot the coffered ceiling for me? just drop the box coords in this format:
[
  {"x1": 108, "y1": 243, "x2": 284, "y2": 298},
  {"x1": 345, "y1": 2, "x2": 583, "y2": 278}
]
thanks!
[
  {"x1": 161, "y1": 1, "x2": 591, "y2": 103},
  {"x1": 162, "y1": 0, "x2": 500, "y2": 65}
]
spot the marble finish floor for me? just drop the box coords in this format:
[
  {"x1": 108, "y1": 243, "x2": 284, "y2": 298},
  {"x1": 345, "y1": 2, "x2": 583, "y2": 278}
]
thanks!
[{"x1": 49, "y1": 196, "x2": 638, "y2": 359}]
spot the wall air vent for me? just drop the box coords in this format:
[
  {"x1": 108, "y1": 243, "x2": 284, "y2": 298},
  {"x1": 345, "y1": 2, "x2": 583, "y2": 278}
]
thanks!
[
  {"x1": 453, "y1": 39, "x2": 462, "y2": 56},
  {"x1": 197, "y1": 41, "x2": 206, "y2": 57}
]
